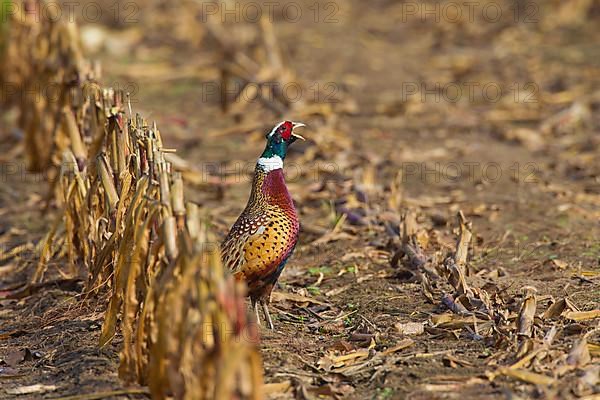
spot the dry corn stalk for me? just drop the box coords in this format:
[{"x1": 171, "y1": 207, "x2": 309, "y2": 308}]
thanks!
[
  {"x1": 137, "y1": 225, "x2": 263, "y2": 400},
  {"x1": 204, "y1": 5, "x2": 304, "y2": 116},
  {"x1": 0, "y1": 0, "x2": 98, "y2": 171},
  {"x1": 2, "y1": 3, "x2": 265, "y2": 396},
  {"x1": 33, "y1": 88, "x2": 264, "y2": 399},
  {"x1": 517, "y1": 287, "x2": 538, "y2": 337},
  {"x1": 28, "y1": 92, "x2": 265, "y2": 398}
]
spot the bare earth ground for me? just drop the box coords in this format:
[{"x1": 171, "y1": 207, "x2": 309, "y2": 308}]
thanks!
[{"x1": 1, "y1": 0, "x2": 600, "y2": 399}]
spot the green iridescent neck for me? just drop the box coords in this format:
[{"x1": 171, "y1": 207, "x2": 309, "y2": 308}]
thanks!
[
  {"x1": 257, "y1": 136, "x2": 289, "y2": 172},
  {"x1": 260, "y1": 139, "x2": 288, "y2": 160}
]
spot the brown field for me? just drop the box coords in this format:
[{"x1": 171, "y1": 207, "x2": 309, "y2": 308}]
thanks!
[{"x1": 1, "y1": 0, "x2": 599, "y2": 399}]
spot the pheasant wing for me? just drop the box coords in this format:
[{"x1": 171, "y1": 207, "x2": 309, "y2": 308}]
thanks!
[{"x1": 221, "y1": 213, "x2": 270, "y2": 274}]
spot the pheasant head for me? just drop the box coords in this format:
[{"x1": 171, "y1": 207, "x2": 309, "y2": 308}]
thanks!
[{"x1": 257, "y1": 121, "x2": 305, "y2": 172}]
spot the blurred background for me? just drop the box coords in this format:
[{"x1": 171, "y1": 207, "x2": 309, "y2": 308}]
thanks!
[{"x1": 1, "y1": 0, "x2": 599, "y2": 398}]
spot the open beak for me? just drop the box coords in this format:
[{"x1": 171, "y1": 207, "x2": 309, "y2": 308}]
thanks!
[{"x1": 291, "y1": 122, "x2": 306, "y2": 141}]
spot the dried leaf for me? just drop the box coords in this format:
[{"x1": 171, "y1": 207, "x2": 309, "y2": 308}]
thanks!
[
  {"x1": 395, "y1": 322, "x2": 425, "y2": 336},
  {"x1": 454, "y1": 211, "x2": 472, "y2": 267},
  {"x1": 382, "y1": 339, "x2": 414, "y2": 355},
  {"x1": 431, "y1": 313, "x2": 487, "y2": 329},
  {"x1": 496, "y1": 368, "x2": 555, "y2": 386},
  {"x1": 563, "y1": 310, "x2": 600, "y2": 321},
  {"x1": 271, "y1": 291, "x2": 329, "y2": 306},
  {"x1": 443, "y1": 355, "x2": 474, "y2": 368},
  {"x1": 5, "y1": 384, "x2": 57, "y2": 395},
  {"x1": 588, "y1": 342, "x2": 600, "y2": 357},
  {"x1": 517, "y1": 287, "x2": 537, "y2": 337},
  {"x1": 543, "y1": 298, "x2": 567, "y2": 320}
]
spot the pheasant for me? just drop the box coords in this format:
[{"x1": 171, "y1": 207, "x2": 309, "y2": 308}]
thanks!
[{"x1": 221, "y1": 121, "x2": 305, "y2": 329}]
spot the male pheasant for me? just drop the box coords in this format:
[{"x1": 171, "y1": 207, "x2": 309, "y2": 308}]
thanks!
[{"x1": 221, "y1": 121, "x2": 305, "y2": 329}]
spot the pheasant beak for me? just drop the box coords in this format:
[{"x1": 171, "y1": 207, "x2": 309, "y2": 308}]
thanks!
[{"x1": 291, "y1": 122, "x2": 306, "y2": 141}]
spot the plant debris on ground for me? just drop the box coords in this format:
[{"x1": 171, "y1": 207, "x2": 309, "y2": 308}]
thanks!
[{"x1": 1, "y1": 0, "x2": 599, "y2": 399}]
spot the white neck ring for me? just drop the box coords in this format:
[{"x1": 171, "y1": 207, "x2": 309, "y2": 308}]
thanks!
[{"x1": 257, "y1": 155, "x2": 283, "y2": 172}]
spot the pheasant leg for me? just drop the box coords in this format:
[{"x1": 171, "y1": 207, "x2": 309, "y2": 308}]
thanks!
[
  {"x1": 261, "y1": 300, "x2": 275, "y2": 330},
  {"x1": 252, "y1": 299, "x2": 262, "y2": 326}
]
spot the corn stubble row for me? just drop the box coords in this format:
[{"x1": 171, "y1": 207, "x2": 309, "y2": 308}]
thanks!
[
  {"x1": 1, "y1": 1, "x2": 263, "y2": 399},
  {"x1": 0, "y1": 1, "x2": 91, "y2": 172}
]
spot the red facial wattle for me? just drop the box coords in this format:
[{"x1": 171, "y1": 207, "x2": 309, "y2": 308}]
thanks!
[{"x1": 280, "y1": 121, "x2": 293, "y2": 141}]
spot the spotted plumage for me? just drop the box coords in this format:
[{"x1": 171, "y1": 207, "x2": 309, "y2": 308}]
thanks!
[{"x1": 221, "y1": 121, "x2": 305, "y2": 329}]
